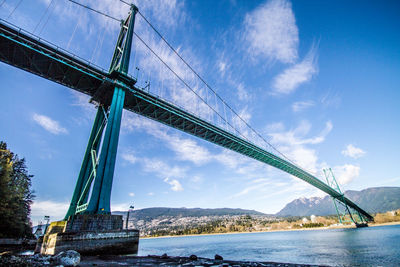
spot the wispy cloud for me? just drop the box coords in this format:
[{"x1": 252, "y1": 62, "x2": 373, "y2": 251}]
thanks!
[
  {"x1": 122, "y1": 112, "x2": 212, "y2": 165},
  {"x1": 342, "y1": 144, "x2": 366, "y2": 159},
  {"x1": 320, "y1": 90, "x2": 342, "y2": 108},
  {"x1": 332, "y1": 164, "x2": 360, "y2": 185},
  {"x1": 218, "y1": 60, "x2": 228, "y2": 75},
  {"x1": 267, "y1": 120, "x2": 333, "y2": 173},
  {"x1": 122, "y1": 113, "x2": 273, "y2": 184},
  {"x1": 237, "y1": 83, "x2": 251, "y2": 102},
  {"x1": 272, "y1": 44, "x2": 318, "y2": 95},
  {"x1": 132, "y1": 0, "x2": 185, "y2": 29},
  {"x1": 244, "y1": 0, "x2": 298, "y2": 64},
  {"x1": 141, "y1": 157, "x2": 187, "y2": 179},
  {"x1": 164, "y1": 178, "x2": 183, "y2": 192},
  {"x1": 292, "y1": 100, "x2": 315, "y2": 112},
  {"x1": 122, "y1": 151, "x2": 186, "y2": 192},
  {"x1": 162, "y1": 134, "x2": 211, "y2": 166},
  {"x1": 31, "y1": 200, "x2": 69, "y2": 223},
  {"x1": 33, "y1": 113, "x2": 68, "y2": 135},
  {"x1": 268, "y1": 120, "x2": 332, "y2": 146},
  {"x1": 121, "y1": 152, "x2": 138, "y2": 164},
  {"x1": 232, "y1": 178, "x2": 273, "y2": 198}
]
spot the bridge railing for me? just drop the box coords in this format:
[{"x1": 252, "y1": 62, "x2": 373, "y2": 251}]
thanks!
[{"x1": 0, "y1": 18, "x2": 110, "y2": 76}]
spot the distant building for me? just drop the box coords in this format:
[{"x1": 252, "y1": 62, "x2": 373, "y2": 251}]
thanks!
[
  {"x1": 310, "y1": 215, "x2": 317, "y2": 223},
  {"x1": 302, "y1": 217, "x2": 309, "y2": 224}
]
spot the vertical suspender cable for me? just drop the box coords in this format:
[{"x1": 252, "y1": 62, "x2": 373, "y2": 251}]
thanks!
[
  {"x1": 131, "y1": 35, "x2": 137, "y2": 76},
  {"x1": 67, "y1": 13, "x2": 80, "y2": 50},
  {"x1": 95, "y1": 21, "x2": 108, "y2": 65},
  {"x1": 33, "y1": 0, "x2": 53, "y2": 33},
  {"x1": 39, "y1": 0, "x2": 56, "y2": 35},
  {"x1": 90, "y1": 23, "x2": 103, "y2": 63},
  {"x1": 7, "y1": 0, "x2": 23, "y2": 19}
]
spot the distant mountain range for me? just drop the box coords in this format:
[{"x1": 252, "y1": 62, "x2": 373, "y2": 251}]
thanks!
[
  {"x1": 113, "y1": 207, "x2": 266, "y2": 220},
  {"x1": 111, "y1": 187, "x2": 400, "y2": 221},
  {"x1": 276, "y1": 187, "x2": 400, "y2": 217}
]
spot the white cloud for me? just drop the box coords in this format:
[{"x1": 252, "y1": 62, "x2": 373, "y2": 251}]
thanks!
[
  {"x1": 333, "y1": 164, "x2": 360, "y2": 185},
  {"x1": 272, "y1": 44, "x2": 318, "y2": 94},
  {"x1": 218, "y1": 61, "x2": 227, "y2": 74},
  {"x1": 122, "y1": 113, "x2": 211, "y2": 165},
  {"x1": 342, "y1": 144, "x2": 366, "y2": 159},
  {"x1": 70, "y1": 91, "x2": 95, "y2": 116},
  {"x1": 33, "y1": 113, "x2": 68, "y2": 135},
  {"x1": 142, "y1": 157, "x2": 187, "y2": 179},
  {"x1": 122, "y1": 152, "x2": 138, "y2": 164},
  {"x1": 320, "y1": 90, "x2": 342, "y2": 108},
  {"x1": 164, "y1": 134, "x2": 211, "y2": 165},
  {"x1": 31, "y1": 200, "x2": 69, "y2": 223},
  {"x1": 111, "y1": 202, "x2": 132, "y2": 212},
  {"x1": 265, "y1": 122, "x2": 285, "y2": 132},
  {"x1": 123, "y1": 114, "x2": 269, "y2": 178},
  {"x1": 292, "y1": 100, "x2": 315, "y2": 112},
  {"x1": 164, "y1": 178, "x2": 183, "y2": 191},
  {"x1": 190, "y1": 175, "x2": 203, "y2": 184},
  {"x1": 237, "y1": 83, "x2": 251, "y2": 102},
  {"x1": 147, "y1": 192, "x2": 155, "y2": 196},
  {"x1": 244, "y1": 0, "x2": 298, "y2": 63},
  {"x1": 269, "y1": 120, "x2": 332, "y2": 146},
  {"x1": 133, "y1": 0, "x2": 185, "y2": 29},
  {"x1": 129, "y1": 192, "x2": 135, "y2": 197},
  {"x1": 267, "y1": 120, "x2": 333, "y2": 173},
  {"x1": 232, "y1": 178, "x2": 273, "y2": 198}
]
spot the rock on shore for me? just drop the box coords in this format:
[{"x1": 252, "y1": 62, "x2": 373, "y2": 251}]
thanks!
[
  {"x1": 0, "y1": 250, "x2": 80, "y2": 266},
  {"x1": 0, "y1": 252, "x2": 328, "y2": 266}
]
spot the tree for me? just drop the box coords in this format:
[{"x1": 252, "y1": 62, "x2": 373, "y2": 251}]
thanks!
[{"x1": 0, "y1": 141, "x2": 35, "y2": 238}]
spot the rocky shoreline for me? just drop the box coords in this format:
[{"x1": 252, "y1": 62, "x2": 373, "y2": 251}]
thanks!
[{"x1": 0, "y1": 250, "x2": 328, "y2": 267}]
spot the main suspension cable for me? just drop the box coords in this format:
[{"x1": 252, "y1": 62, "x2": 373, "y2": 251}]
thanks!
[{"x1": 67, "y1": 0, "x2": 121, "y2": 22}]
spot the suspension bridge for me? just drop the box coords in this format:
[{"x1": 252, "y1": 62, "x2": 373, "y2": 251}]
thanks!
[{"x1": 0, "y1": 0, "x2": 372, "y2": 235}]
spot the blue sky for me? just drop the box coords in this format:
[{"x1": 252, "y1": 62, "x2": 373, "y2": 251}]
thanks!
[{"x1": 0, "y1": 0, "x2": 399, "y2": 224}]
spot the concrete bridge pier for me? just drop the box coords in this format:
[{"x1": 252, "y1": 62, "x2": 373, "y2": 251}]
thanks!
[{"x1": 35, "y1": 214, "x2": 139, "y2": 255}]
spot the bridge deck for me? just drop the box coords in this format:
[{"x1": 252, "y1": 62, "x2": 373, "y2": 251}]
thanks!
[{"x1": 0, "y1": 20, "x2": 373, "y2": 222}]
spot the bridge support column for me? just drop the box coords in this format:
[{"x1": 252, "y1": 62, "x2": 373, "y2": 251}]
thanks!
[
  {"x1": 86, "y1": 86, "x2": 125, "y2": 214},
  {"x1": 65, "y1": 107, "x2": 105, "y2": 219}
]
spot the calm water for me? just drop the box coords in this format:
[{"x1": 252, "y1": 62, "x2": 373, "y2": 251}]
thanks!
[{"x1": 138, "y1": 224, "x2": 400, "y2": 266}]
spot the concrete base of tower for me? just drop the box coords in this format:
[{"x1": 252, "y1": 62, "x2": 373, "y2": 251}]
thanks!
[{"x1": 36, "y1": 214, "x2": 139, "y2": 256}]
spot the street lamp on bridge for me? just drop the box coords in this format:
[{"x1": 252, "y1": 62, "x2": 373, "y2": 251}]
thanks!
[{"x1": 126, "y1": 205, "x2": 134, "y2": 229}]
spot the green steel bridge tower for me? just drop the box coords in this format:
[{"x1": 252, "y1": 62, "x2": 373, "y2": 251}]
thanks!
[{"x1": 64, "y1": 5, "x2": 138, "y2": 218}]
